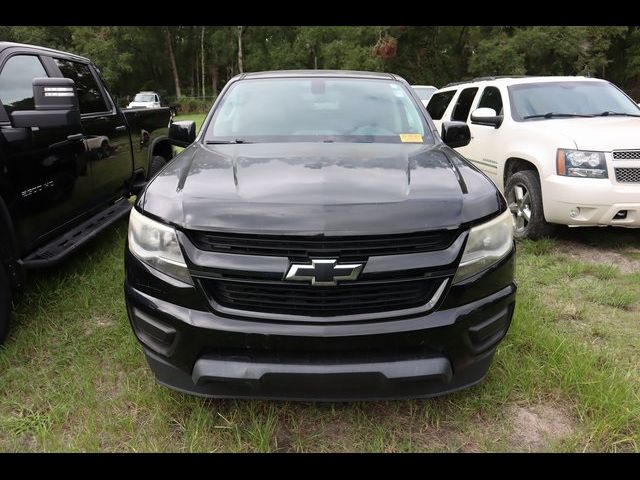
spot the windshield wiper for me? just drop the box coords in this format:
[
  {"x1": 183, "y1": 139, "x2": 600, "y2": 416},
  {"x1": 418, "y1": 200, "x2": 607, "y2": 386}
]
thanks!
[
  {"x1": 523, "y1": 112, "x2": 595, "y2": 119},
  {"x1": 595, "y1": 111, "x2": 640, "y2": 117},
  {"x1": 205, "y1": 139, "x2": 251, "y2": 144}
]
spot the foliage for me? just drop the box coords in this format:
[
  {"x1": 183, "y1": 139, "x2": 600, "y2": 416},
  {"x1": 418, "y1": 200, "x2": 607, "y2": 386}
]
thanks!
[{"x1": 2, "y1": 26, "x2": 640, "y2": 101}]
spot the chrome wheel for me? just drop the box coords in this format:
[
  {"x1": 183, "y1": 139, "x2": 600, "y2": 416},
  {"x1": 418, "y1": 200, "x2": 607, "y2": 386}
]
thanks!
[{"x1": 507, "y1": 183, "x2": 532, "y2": 233}]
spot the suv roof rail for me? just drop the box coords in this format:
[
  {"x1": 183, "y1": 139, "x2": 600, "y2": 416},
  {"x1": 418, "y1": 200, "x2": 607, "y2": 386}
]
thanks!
[{"x1": 443, "y1": 75, "x2": 531, "y2": 88}]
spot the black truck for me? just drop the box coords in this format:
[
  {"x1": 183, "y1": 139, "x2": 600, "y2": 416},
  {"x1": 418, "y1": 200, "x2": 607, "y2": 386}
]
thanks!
[
  {"x1": 0, "y1": 42, "x2": 176, "y2": 343},
  {"x1": 125, "y1": 70, "x2": 517, "y2": 400}
]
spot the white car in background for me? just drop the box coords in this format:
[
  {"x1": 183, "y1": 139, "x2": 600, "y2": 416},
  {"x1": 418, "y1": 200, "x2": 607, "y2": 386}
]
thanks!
[
  {"x1": 127, "y1": 91, "x2": 162, "y2": 109},
  {"x1": 426, "y1": 76, "x2": 640, "y2": 239},
  {"x1": 411, "y1": 85, "x2": 437, "y2": 107}
]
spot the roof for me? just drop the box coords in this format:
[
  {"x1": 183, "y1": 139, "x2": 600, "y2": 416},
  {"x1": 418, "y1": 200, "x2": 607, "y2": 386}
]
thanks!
[
  {"x1": 411, "y1": 85, "x2": 437, "y2": 89},
  {"x1": 0, "y1": 41, "x2": 90, "y2": 63},
  {"x1": 240, "y1": 69, "x2": 397, "y2": 80},
  {"x1": 439, "y1": 75, "x2": 606, "y2": 90}
]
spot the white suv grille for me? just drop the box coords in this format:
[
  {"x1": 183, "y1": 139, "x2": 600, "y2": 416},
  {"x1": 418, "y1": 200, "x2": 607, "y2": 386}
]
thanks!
[
  {"x1": 612, "y1": 150, "x2": 640, "y2": 160},
  {"x1": 615, "y1": 167, "x2": 640, "y2": 183}
]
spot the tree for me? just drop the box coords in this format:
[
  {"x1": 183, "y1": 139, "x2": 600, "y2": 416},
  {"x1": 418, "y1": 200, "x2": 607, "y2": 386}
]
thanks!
[
  {"x1": 164, "y1": 26, "x2": 182, "y2": 97},
  {"x1": 237, "y1": 26, "x2": 244, "y2": 73},
  {"x1": 201, "y1": 26, "x2": 206, "y2": 98}
]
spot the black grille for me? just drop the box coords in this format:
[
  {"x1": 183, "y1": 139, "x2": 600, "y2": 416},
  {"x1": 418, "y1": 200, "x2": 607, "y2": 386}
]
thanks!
[
  {"x1": 615, "y1": 167, "x2": 640, "y2": 183},
  {"x1": 202, "y1": 278, "x2": 440, "y2": 316},
  {"x1": 613, "y1": 150, "x2": 640, "y2": 160},
  {"x1": 187, "y1": 230, "x2": 458, "y2": 258}
]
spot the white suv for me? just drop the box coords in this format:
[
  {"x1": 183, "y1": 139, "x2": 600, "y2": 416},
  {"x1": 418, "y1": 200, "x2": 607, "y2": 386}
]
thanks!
[{"x1": 426, "y1": 76, "x2": 640, "y2": 239}]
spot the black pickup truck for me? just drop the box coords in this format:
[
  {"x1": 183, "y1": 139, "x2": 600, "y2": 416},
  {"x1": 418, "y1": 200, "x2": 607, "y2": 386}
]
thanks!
[{"x1": 0, "y1": 42, "x2": 176, "y2": 343}]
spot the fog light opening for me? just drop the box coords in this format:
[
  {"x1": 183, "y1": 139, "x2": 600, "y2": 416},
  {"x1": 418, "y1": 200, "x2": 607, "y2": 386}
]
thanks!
[
  {"x1": 569, "y1": 207, "x2": 580, "y2": 219},
  {"x1": 613, "y1": 210, "x2": 627, "y2": 220}
]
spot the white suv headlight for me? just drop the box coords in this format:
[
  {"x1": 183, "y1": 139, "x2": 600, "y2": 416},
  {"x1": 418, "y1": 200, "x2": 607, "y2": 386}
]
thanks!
[
  {"x1": 128, "y1": 208, "x2": 193, "y2": 285},
  {"x1": 556, "y1": 149, "x2": 608, "y2": 178},
  {"x1": 453, "y1": 209, "x2": 514, "y2": 284}
]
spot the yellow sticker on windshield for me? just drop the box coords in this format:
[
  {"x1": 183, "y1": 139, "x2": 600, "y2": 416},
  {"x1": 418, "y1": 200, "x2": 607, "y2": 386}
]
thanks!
[{"x1": 399, "y1": 134, "x2": 423, "y2": 143}]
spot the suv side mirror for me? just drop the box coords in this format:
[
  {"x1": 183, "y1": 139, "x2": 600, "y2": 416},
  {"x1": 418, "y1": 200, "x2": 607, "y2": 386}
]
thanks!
[
  {"x1": 11, "y1": 77, "x2": 81, "y2": 129},
  {"x1": 169, "y1": 120, "x2": 196, "y2": 147},
  {"x1": 470, "y1": 107, "x2": 503, "y2": 128},
  {"x1": 441, "y1": 121, "x2": 471, "y2": 148}
]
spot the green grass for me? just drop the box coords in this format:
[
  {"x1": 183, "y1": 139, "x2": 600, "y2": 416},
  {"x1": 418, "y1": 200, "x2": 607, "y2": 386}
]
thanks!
[
  {"x1": 171, "y1": 114, "x2": 206, "y2": 155},
  {"x1": 1, "y1": 140, "x2": 639, "y2": 450},
  {"x1": 173, "y1": 113, "x2": 207, "y2": 133}
]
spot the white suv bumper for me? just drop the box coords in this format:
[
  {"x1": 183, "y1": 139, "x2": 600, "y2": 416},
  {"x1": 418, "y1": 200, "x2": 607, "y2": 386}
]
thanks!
[{"x1": 543, "y1": 175, "x2": 640, "y2": 227}]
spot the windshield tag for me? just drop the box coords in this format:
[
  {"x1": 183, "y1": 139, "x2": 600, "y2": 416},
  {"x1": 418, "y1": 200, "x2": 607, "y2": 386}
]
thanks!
[{"x1": 400, "y1": 134, "x2": 423, "y2": 143}]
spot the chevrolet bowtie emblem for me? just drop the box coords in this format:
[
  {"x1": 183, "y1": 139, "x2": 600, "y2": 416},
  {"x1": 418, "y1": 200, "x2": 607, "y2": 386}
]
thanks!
[{"x1": 285, "y1": 259, "x2": 364, "y2": 286}]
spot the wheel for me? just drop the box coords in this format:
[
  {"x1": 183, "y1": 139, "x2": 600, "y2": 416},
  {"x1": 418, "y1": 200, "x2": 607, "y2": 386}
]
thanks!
[
  {"x1": 100, "y1": 140, "x2": 110, "y2": 159},
  {"x1": 0, "y1": 263, "x2": 10, "y2": 345},
  {"x1": 148, "y1": 155, "x2": 168, "y2": 180},
  {"x1": 505, "y1": 170, "x2": 555, "y2": 240}
]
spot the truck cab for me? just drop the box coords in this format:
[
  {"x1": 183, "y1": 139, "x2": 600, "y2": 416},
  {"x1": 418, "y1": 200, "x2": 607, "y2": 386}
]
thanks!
[
  {"x1": 127, "y1": 91, "x2": 162, "y2": 109},
  {"x1": 0, "y1": 42, "x2": 176, "y2": 344}
]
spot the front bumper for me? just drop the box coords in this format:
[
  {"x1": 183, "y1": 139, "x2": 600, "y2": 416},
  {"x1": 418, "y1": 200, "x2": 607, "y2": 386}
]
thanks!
[
  {"x1": 543, "y1": 175, "x2": 640, "y2": 226},
  {"x1": 124, "y1": 248, "x2": 516, "y2": 401}
]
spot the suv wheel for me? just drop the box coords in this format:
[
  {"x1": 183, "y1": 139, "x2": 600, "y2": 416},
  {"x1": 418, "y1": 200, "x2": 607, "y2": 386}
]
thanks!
[
  {"x1": 0, "y1": 263, "x2": 10, "y2": 345},
  {"x1": 505, "y1": 170, "x2": 555, "y2": 240}
]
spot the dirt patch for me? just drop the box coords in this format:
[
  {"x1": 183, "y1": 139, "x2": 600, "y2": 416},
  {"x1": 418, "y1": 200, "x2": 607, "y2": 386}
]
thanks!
[
  {"x1": 92, "y1": 314, "x2": 116, "y2": 328},
  {"x1": 320, "y1": 417, "x2": 356, "y2": 452},
  {"x1": 507, "y1": 403, "x2": 575, "y2": 452},
  {"x1": 554, "y1": 241, "x2": 640, "y2": 274}
]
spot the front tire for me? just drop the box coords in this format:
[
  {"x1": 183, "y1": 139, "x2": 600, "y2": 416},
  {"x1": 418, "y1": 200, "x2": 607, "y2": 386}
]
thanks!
[
  {"x1": 148, "y1": 155, "x2": 168, "y2": 180},
  {"x1": 505, "y1": 170, "x2": 555, "y2": 240},
  {"x1": 0, "y1": 263, "x2": 10, "y2": 345}
]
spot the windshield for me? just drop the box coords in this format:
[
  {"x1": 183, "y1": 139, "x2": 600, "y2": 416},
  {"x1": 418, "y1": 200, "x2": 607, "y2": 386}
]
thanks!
[
  {"x1": 413, "y1": 87, "x2": 436, "y2": 101},
  {"x1": 134, "y1": 94, "x2": 155, "y2": 102},
  {"x1": 509, "y1": 81, "x2": 640, "y2": 120},
  {"x1": 204, "y1": 77, "x2": 432, "y2": 144}
]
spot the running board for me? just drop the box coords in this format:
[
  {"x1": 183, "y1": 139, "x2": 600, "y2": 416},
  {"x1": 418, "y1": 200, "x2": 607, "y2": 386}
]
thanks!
[{"x1": 22, "y1": 200, "x2": 132, "y2": 269}]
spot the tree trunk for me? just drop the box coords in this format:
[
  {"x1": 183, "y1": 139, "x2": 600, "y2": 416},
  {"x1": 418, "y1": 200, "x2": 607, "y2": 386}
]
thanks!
[
  {"x1": 165, "y1": 27, "x2": 182, "y2": 98},
  {"x1": 314, "y1": 49, "x2": 318, "y2": 69},
  {"x1": 201, "y1": 26, "x2": 206, "y2": 98},
  {"x1": 211, "y1": 66, "x2": 218, "y2": 96},
  {"x1": 194, "y1": 50, "x2": 199, "y2": 98},
  {"x1": 237, "y1": 26, "x2": 244, "y2": 73}
]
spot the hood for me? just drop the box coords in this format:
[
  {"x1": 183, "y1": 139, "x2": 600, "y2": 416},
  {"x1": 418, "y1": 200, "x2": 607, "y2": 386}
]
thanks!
[
  {"x1": 523, "y1": 116, "x2": 640, "y2": 151},
  {"x1": 141, "y1": 142, "x2": 501, "y2": 235}
]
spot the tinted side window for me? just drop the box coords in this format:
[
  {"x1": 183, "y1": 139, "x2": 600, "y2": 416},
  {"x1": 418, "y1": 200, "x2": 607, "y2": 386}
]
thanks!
[
  {"x1": 451, "y1": 87, "x2": 479, "y2": 122},
  {"x1": 0, "y1": 55, "x2": 48, "y2": 114},
  {"x1": 426, "y1": 90, "x2": 456, "y2": 120},
  {"x1": 477, "y1": 86, "x2": 503, "y2": 115},
  {"x1": 55, "y1": 59, "x2": 108, "y2": 114}
]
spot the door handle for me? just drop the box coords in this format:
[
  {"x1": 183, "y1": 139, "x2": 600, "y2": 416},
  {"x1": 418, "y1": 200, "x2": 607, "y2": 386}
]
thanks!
[
  {"x1": 67, "y1": 133, "x2": 83, "y2": 142},
  {"x1": 115, "y1": 125, "x2": 127, "y2": 133}
]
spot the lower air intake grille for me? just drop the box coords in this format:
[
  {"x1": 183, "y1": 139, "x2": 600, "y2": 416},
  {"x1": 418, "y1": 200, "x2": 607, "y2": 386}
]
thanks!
[{"x1": 615, "y1": 167, "x2": 640, "y2": 183}]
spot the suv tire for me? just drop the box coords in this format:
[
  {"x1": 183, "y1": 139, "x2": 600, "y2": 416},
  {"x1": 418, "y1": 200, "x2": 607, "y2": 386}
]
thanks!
[{"x1": 505, "y1": 170, "x2": 555, "y2": 240}]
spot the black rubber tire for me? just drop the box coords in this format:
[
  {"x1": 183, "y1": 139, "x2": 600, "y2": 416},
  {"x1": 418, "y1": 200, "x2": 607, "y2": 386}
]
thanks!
[
  {"x1": 0, "y1": 263, "x2": 10, "y2": 346},
  {"x1": 505, "y1": 170, "x2": 555, "y2": 240},
  {"x1": 148, "y1": 155, "x2": 168, "y2": 180}
]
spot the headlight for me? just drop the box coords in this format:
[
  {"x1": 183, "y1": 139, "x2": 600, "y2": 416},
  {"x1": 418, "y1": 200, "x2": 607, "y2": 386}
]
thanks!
[
  {"x1": 453, "y1": 209, "x2": 514, "y2": 284},
  {"x1": 556, "y1": 149, "x2": 608, "y2": 178},
  {"x1": 128, "y1": 208, "x2": 193, "y2": 285}
]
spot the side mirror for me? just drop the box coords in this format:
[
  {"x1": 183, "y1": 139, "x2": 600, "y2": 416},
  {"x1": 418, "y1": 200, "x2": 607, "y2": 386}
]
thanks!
[
  {"x1": 169, "y1": 120, "x2": 196, "y2": 147},
  {"x1": 441, "y1": 121, "x2": 471, "y2": 148},
  {"x1": 470, "y1": 107, "x2": 503, "y2": 128},
  {"x1": 11, "y1": 77, "x2": 81, "y2": 129}
]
